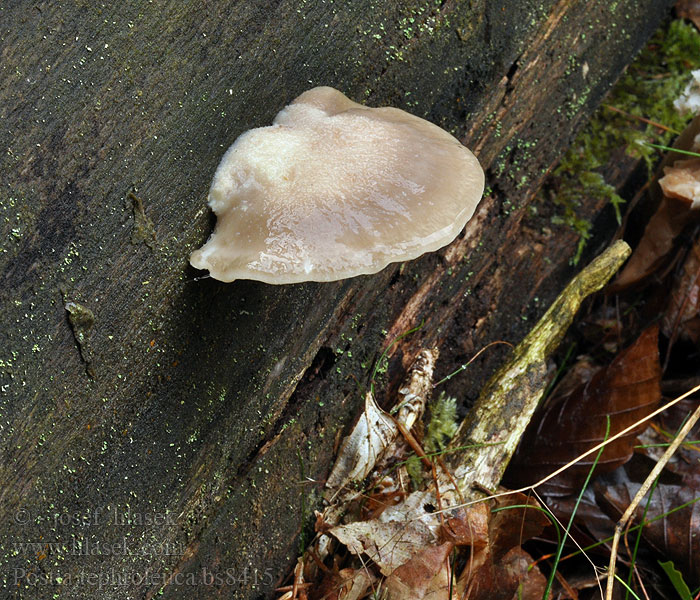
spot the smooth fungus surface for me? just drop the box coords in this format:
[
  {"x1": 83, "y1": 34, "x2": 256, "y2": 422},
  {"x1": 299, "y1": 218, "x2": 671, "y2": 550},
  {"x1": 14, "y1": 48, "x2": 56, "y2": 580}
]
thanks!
[{"x1": 190, "y1": 86, "x2": 485, "y2": 284}]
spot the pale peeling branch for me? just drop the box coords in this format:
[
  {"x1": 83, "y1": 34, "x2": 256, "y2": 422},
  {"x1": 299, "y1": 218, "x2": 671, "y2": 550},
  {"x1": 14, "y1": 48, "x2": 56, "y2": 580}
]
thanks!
[{"x1": 446, "y1": 240, "x2": 632, "y2": 498}]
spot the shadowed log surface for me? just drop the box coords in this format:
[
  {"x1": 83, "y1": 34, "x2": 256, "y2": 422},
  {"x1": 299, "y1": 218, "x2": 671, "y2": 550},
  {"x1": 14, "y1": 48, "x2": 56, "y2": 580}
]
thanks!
[{"x1": 0, "y1": 1, "x2": 673, "y2": 598}]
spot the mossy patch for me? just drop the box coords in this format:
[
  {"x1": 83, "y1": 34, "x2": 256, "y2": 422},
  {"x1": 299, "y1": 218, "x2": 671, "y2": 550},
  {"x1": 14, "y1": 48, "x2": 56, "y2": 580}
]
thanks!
[
  {"x1": 424, "y1": 391, "x2": 458, "y2": 455},
  {"x1": 406, "y1": 391, "x2": 459, "y2": 487},
  {"x1": 548, "y1": 19, "x2": 700, "y2": 264}
]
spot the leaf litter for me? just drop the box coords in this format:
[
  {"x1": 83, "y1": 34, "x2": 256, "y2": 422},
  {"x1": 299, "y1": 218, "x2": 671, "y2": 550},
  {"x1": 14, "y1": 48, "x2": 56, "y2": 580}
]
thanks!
[
  {"x1": 279, "y1": 14, "x2": 700, "y2": 600},
  {"x1": 504, "y1": 15, "x2": 700, "y2": 599},
  {"x1": 278, "y1": 242, "x2": 629, "y2": 600}
]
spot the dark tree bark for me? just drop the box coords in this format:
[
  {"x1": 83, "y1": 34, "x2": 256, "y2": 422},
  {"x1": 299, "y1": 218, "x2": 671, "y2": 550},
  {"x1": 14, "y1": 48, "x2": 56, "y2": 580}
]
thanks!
[{"x1": 0, "y1": 2, "x2": 673, "y2": 598}]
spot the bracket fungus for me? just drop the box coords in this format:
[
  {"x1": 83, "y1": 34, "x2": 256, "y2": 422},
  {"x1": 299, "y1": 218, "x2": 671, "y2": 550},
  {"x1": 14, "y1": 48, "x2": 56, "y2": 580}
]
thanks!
[{"x1": 190, "y1": 86, "x2": 485, "y2": 284}]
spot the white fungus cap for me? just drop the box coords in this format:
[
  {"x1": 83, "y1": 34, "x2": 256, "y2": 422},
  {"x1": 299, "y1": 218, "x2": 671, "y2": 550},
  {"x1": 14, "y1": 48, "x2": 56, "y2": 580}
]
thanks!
[
  {"x1": 190, "y1": 86, "x2": 485, "y2": 284},
  {"x1": 674, "y1": 69, "x2": 700, "y2": 115}
]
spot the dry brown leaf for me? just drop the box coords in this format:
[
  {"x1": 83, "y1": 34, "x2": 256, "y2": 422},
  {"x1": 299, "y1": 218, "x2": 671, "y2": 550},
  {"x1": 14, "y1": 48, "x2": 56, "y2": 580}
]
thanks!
[
  {"x1": 439, "y1": 503, "x2": 490, "y2": 549},
  {"x1": 326, "y1": 392, "x2": 398, "y2": 496},
  {"x1": 310, "y1": 567, "x2": 374, "y2": 600},
  {"x1": 637, "y1": 396, "x2": 700, "y2": 486},
  {"x1": 503, "y1": 547, "x2": 549, "y2": 600},
  {"x1": 322, "y1": 351, "x2": 438, "y2": 532},
  {"x1": 542, "y1": 451, "x2": 700, "y2": 591},
  {"x1": 458, "y1": 543, "x2": 547, "y2": 600},
  {"x1": 611, "y1": 116, "x2": 700, "y2": 291},
  {"x1": 455, "y1": 494, "x2": 550, "y2": 600},
  {"x1": 659, "y1": 394, "x2": 700, "y2": 437},
  {"x1": 507, "y1": 326, "x2": 661, "y2": 495},
  {"x1": 329, "y1": 490, "x2": 440, "y2": 575},
  {"x1": 662, "y1": 235, "x2": 700, "y2": 344},
  {"x1": 384, "y1": 542, "x2": 453, "y2": 600},
  {"x1": 327, "y1": 491, "x2": 549, "y2": 599},
  {"x1": 610, "y1": 195, "x2": 699, "y2": 290},
  {"x1": 546, "y1": 488, "x2": 617, "y2": 557},
  {"x1": 489, "y1": 493, "x2": 551, "y2": 561},
  {"x1": 361, "y1": 483, "x2": 408, "y2": 521},
  {"x1": 595, "y1": 461, "x2": 700, "y2": 587},
  {"x1": 677, "y1": 0, "x2": 700, "y2": 30}
]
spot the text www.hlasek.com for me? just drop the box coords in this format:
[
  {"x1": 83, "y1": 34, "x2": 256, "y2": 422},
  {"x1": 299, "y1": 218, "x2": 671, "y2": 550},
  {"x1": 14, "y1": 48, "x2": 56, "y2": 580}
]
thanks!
[
  {"x1": 14, "y1": 566, "x2": 275, "y2": 589},
  {"x1": 13, "y1": 537, "x2": 185, "y2": 558}
]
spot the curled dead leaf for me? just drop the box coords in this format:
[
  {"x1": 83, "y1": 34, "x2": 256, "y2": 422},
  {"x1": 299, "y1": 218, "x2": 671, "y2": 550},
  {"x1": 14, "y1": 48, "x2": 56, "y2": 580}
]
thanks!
[
  {"x1": 610, "y1": 195, "x2": 699, "y2": 290},
  {"x1": 439, "y1": 503, "x2": 490, "y2": 549},
  {"x1": 507, "y1": 326, "x2": 661, "y2": 495},
  {"x1": 611, "y1": 116, "x2": 700, "y2": 291},
  {"x1": 662, "y1": 234, "x2": 700, "y2": 344},
  {"x1": 328, "y1": 490, "x2": 441, "y2": 575},
  {"x1": 455, "y1": 494, "x2": 550, "y2": 600},
  {"x1": 326, "y1": 392, "x2": 398, "y2": 496}
]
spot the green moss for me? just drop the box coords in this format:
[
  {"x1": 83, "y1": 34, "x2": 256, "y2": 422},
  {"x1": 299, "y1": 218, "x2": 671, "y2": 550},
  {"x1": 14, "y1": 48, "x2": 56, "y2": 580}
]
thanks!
[
  {"x1": 549, "y1": 19, "x2": 700, "y2": 264},
  {"x1": 405, "y1": 392, "x2": 459, "y2": 488},
  {"x1": 404, "y1": 454, "x2": 424, "y2": 486},
  {"x1": 424, "y1": 392, "x2": 458, "y2": 455}
]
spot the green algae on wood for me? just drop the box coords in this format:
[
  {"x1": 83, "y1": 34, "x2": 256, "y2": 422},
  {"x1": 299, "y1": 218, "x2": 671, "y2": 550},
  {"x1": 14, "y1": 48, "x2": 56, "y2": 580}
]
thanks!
[{"x1": 447, "y1": 240, "x2": 631, "y2": 497}]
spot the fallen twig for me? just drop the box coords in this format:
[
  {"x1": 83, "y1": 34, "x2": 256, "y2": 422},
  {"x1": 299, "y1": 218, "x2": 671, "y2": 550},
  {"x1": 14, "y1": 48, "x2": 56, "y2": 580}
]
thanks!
[{"x1": 605, "y1": 400, "x2": 700, "y2": 600}]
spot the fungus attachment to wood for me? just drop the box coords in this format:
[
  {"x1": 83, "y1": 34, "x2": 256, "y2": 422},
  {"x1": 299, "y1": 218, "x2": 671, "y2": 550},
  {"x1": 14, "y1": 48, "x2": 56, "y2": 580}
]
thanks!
[{"x1": 190, "y1": 86, "x2": 485, "y2": 284}]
